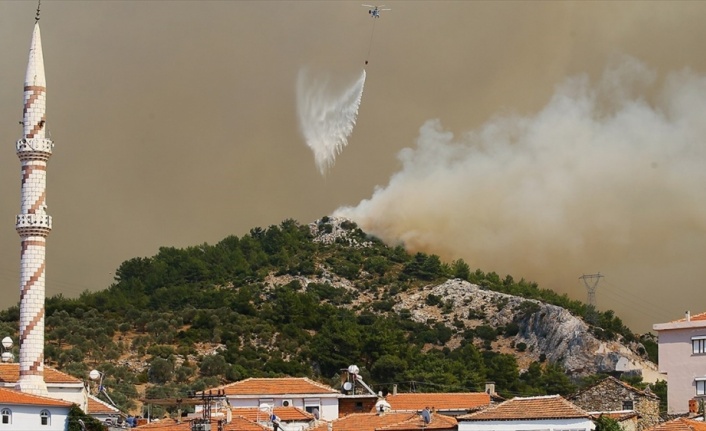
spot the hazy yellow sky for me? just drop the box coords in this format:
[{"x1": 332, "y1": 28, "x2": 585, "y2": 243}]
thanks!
[{"x1": 2, "y1": 1, "x2": 706, "y2": 333}]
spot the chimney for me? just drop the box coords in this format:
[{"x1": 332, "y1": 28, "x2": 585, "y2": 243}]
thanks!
[
  {"x1": 392, "y1": 384, "x2": 397, "y2": 396},
  {"x1": 689, "y1": 399, "x2": 698, "y2": 414},
  {"x1": 687, "y1": 311, "x2": 691, "y2": 322},
  {"x1": 485, "y1": 382, "x2": 495, "y2": 395}
]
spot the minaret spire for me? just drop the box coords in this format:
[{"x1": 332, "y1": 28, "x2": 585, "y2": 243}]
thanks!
[
  {"x1": 15, "y1": 12, "x2": 52, "y2": 396},
  {"x1": 35, "y1": 0, "x2": 41, "y2": 23}
]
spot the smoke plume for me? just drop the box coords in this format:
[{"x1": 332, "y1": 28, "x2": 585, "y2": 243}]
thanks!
[
  {"x1": 296, "y1": 68, "x2": 366, "y2": 175},
  {"x1": 336, "y1": 57, "x2": 706, "y2": 325}
]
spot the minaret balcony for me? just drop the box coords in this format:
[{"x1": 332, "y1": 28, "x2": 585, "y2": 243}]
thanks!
[
  {"x1": 16, "y1": 138, "x2": 53, "y2": 161},
  {"x1": 15, "y1": 214, "x2": 52, "y2": 237}
]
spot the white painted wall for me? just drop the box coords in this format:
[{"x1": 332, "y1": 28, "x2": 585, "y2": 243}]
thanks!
[{"x1": 0, "y1": 404, "x2": 70, "y2": 431}]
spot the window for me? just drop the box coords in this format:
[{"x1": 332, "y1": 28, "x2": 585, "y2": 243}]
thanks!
[
  {"x1": 1, "y1": 408, "x2": 11, "y2": 424},
  {"x1": 692, "y1": 336, "x2": 706, "y2": 354},
  {"x1": 696, "y1": 378, "x2": 706, "y2": 395},
  {"x1": 622, "y1": 400, "x2": 634, "y2": 410},
  {"x1": 304, "y1": 398, "x2": 320, "y2": 415},
  {"x1": 40, "y1": 410, "x2": 50, "y2": 426}
]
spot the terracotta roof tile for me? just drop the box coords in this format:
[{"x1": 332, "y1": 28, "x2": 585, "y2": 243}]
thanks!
[
  {"x1": 384, "y1": 393, "x2": 490, "y2": 411},
  {"x1": 311, "y1": 412, "x2": 456, "y2": 431},
  {"x1": 134, "y1": 416, "x2": 268, "y2": 431},
  {"x1": 458, "y1": 395, "x2": 590, "y2": 421},
  {"x1": 673, "y1": 312, "x2": 706, "y2": 323},
  {"x1": 0, "y1": 363, "x2": 82, "y2": 384},
  {"x1": 214, "y1": 377, "x2": 338, "y2": 396},
  {"x1": 87, "y1": 394, "x2": 119, "y2": 414},
  {"x1": 646, "y1": 417, "x2": 706, "y2": 431},
  {"x1": 378, "y1": 413, "x2": 458, "y2": 430},
  {"x1": 231, "y1": 406, "x2": 314, "y2": 421},
  {"x1": 0, "y1": 387, "x2": 72, "y2": 407}
]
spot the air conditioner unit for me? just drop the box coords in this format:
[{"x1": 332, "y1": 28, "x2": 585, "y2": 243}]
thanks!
[{"x1": 282, "y1": 399, "x2": 293, "y2": 407}]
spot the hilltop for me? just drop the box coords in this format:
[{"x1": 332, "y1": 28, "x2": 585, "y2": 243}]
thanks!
[{"x1": 0, "y1": 217, "x2": 660, "y2": 415}]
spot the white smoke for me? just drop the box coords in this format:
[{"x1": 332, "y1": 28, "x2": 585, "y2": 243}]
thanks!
[
  {"x1": 296, "y1": 68, "x2": 366, "y2": 175},
  {"x1": 335, "y1": 57, "x2": 706, "y2": 328}
]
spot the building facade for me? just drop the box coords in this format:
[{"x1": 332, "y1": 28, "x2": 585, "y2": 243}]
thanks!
[
  {"x1": 653, "y1": 311, "x2": 706, "y2": 414},
  {"x1": 569, "y1": 376, "x2": 660, "y2": 430},
  {"x1": 0, "y1": 387, "x2": 71, "y2": 431}
]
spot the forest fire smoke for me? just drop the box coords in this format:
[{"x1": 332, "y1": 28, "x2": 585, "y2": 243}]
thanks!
[{"x1": 336, "y1": 57, "x2": 706, "y2": 326}]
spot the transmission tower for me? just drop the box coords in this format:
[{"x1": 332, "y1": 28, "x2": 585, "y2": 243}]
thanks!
[{"x1": 579, "y1": 273, "x2": 604, "y2": 307}]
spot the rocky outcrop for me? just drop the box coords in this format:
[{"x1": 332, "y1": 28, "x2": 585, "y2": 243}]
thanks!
[{"x1": 392, "y1": 279, "x2": 658, "y2": 380}]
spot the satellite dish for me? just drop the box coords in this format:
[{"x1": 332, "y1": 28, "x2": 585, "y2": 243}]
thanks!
[
  {"x1": 343, "y1": 382, "x2": 353, "y2": 391},
  {"x1": 1, "y1": 337, "x2": 12, "y2": 349},
  {"x1": 89, "y1": 370, "x2": 101, "y2": 380},
  {"x1": 259, "y1": 403, "x2": 272, "y2": 412},
  {"x1": 347, "y1": 365, "x2": 360, "y2": 375},
  {"x1": 1, "y1": 352, "x2": 12, "y2": 363}
]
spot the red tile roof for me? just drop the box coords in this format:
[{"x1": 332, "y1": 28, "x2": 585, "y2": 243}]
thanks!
[
  {"x1": 134, "y1": 416, "x2": 268, "y2": 431},
  {"x1": 0, "y1": 387, "x2": 72, "y2": 407},
  {"x1": 383, "y1": 393, "x2": 490, "y2": 411},
  {"x1": 310, "y1": 412, "x2": 457, "y2": 431},
  {"x1": 214, "y1": 377, "x2": 338, "y2": 396},
  {"x1": 87, "y1": 394, "x2": 120, "y2": 414},
  {"x1": 231, "y1": 406, "x2": 314, "y2": 421},
  {"x1": 673, "y1": 312, "x2": 706, "y2": 323},
  {"x1": 646, "y1": 418, "x2": 706, "y2": 431},
  {"x1": 458, "y1": 395, "x2": 590, "y2": 421},
  {"x1": 0, "y1": 363, "x2": 82, "y2": 384}
]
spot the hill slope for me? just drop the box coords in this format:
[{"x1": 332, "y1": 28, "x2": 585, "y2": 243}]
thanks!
[{"x1": 0, "y1": 216, "x2": 659, "y2": 415}]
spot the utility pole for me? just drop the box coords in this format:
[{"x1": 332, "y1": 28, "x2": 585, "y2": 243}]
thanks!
[{"x1": 579, "y1": 273, "x2": 604, "y2": 307}]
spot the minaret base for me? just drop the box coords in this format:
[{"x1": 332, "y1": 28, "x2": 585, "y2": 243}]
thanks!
[{"x1": 16, "y1": 376, "x2": 48, "y2": 396}]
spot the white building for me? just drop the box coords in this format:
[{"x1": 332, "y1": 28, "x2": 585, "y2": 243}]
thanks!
[
  {"x1": 0, "y1": 387, "x2": 72, "y2": 431},
  {"x1": 457, "y1": 395, "x2": 596, "y2": 431},
  {"x1": 0, "y1": 364, "x2": 87, "y2": 413},
  {"x1": 202, "y1": 377, "x2": 340, "y2": 421}
]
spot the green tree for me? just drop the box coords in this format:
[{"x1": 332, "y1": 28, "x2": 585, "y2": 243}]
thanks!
[
  {"x1": 67, "y1": 404, "x2": 106, "y2": 431},
  {"x1": 148, "y1": 358, "x2": 174, "y2": 384},
  {"x1": 594, "y1": 415, "x2": 621, "y2": 431}
]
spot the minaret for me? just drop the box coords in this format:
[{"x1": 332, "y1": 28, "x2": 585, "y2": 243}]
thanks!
[{"x1": 15, "y1": 12, "x2": 52, "y2": 395}]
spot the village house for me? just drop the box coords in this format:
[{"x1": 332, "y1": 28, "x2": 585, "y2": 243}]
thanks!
[
  {"x1": 133, "y1": 415, "x2": 269, "y2": 431},
  {"x1": 568, "y1": 375, "x2": 660, "y2": 430},
  {"x1": 86, "y1": 394, "x2": 122, "y2": 426},
  {"x1": 382, "y1": 392, "x2": 491, "y2": 417},
  {"x1": 457, "y1": 395, "x2": 595, "y2": 431},
  {"x1": 204, "y1": 377, "x2": 340, "y2": 420},
  {"x1": 0, "y1": 386, "x2": 73, "y2": 431},
  {"x1": 229, "y1": 406, "x2": 316, "y2": 431},
  {"x1": 645, "y1": 417, "x2": 706, "y2": 431},
  {"x1": 309, "y1": 411, "x2": 458, "y2": 431},
  {"x1": 653, "y1": 311, "x2": 706, "y2": 414},
  {"x1": 0, "y1": 363, "x2": 87, "y2": 411}
]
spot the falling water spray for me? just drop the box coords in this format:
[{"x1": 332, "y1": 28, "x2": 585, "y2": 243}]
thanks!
[{"x1": 296, "y1": 68, "x2": 367, "y2": 175}]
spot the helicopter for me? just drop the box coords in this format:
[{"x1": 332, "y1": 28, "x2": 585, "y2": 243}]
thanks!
[{"x1": 363, "y1": 4, "x2": 391, "y2": 18}]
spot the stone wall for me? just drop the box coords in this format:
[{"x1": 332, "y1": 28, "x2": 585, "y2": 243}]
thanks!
[{"x1": 570, "y1": 378, "x2": 660, "y2": 430}]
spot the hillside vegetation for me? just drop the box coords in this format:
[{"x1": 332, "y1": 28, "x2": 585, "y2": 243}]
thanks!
[{"x1": 0, "y1": 217, "x2": 661, "y2": 415}]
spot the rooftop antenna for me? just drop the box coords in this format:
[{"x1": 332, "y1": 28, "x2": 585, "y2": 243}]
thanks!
[
  {"x1": 35, "y1": 0, "x2": 41, "y2": 22},
  {"x1": 579, "y1": 273, "x2": 604, "y2": 307}
]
